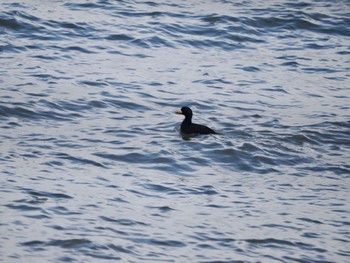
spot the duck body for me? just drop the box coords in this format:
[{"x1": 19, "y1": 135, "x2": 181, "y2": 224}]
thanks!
[
  {"x1": 177, "y1": 106, "x2": 217, "y2": 135},
  {"x1": 180, "y1": 118, "x2": 216, "y2": 134}
]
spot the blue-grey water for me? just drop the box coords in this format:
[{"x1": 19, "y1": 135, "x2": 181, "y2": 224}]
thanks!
[{"x1": 1, "y1": 0, "x2": 350, "y2": 262}]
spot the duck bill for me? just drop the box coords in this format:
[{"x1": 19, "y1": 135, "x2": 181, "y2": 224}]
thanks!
[{"x1": 176, "y1": 109, "x2": 183, "y2": 114}]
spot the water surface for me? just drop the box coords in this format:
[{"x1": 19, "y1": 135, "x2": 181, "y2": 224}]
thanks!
[{"x1": 1, "y1": 0, "x2": 350, "y2": 262}]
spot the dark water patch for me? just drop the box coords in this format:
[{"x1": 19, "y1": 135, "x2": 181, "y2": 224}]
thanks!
[
  {"x1": 5, "y1": 204, "x2": 43, "y2": 211},
  {"x1": 302, "y1": 128, "x2": 350, "y2": 146},
  {"x1": 107, "y1": 244, "x2": 135, "y2": 255},
  {"x1": 243, "y1": 16, "x2": 296, "y2": 32},
  {"x1": 2, "y1": 121, "x2": 21, "y2": 129},
  {"x1": 100, "y1": 216, "x2": 148, "y2": 226},
  {"x1": 84, "y1": 253, "x2": 121, "y2": 261},
  {"x1": 147, "y1": 206, "x2": 175, "y2": 213},
  {"x1": 302, "y1": 232, "x2": 321, "y2": 239},
  {"x1": 304, "y1": 43, "x2": 332, "y2": 50},
  {"x1": 0, "y1": 43, "x2": 27, "y2": 53},
  {"x1": 25, "y1": 92, "x2": 49, "y2": 98},
  {"x1": 38, "y1": 100, "x2": 64, "y2": 111},
  {"x1": 304, "y1": 165, "x2": 350, "y2": 176},
  {"x1": 201, "y1": 14, "x2": 239, "y2": 24},
  {"x1": 261, "y1": 87, "x2": 288, "y2": 93},
  {"x1": 302, "y1": 67, "x2": 339, "y2": 74},
  {"x1": 128, "y1": 237, "x2": 186, "y2": 248},
  {"x1": 95, "y1": 226, "x2": 128, "y2": 237},
  {"x1": 21, "y1": 238, "x2": 92, "y2": 249},
  {"x1": 327, "y1": 121, "x2": 350, "y2": 129},
  {"x1": 298, "y1": 217, "x2": 324, "y2": 225},
  {"x1": 191, "y1": 232, "x2": 236, "y2": 243},
  {"x1": 245, "y1": 238, "x2": 296, "y2": 246},
  {"x1": 276, "y1": 55, "x2": 311, "y2": 62},
  {"x1": 0, "y1": 10, "x2": 42, "y2": 33},
  {"x1": 50, "y1": 225, "x2": 65, "y2": 231},
  {"x1": 205, "y1": 204, "x2": 231, "y2": 209},
  {"x1": 24, "y1": 214, "x2": 51, "y2": 220},
  {"x1": 42, "y1": 20, "x2": 99, "y2": 39},
  {"x1": 94, "y1": 152, "x2": 151, "y2": 164},
  {"x1": 285, "y1": 2, "x2": 312, "y2": 8},
  {"x1": 252, "y1": 155, "x2": 276, "y2": 165},
  {"x1": 246, "y1": 238, "x2": 328, "y2": 254},
  {"x1": 262, "y1": 223, "x2": 302, "y2": 231},
  {"x1": 48, "y1": 206, "x2": 82, "y2": 216},
  {"x1": 284, "y1": 133, "x2": 319, "y2": 145},
  {"x1": 127, "y1": 189, "x2": 163, "y2": 199},
  {"x1": 0, "y1": 13, "x2": 59, "y2": 41},
  {"x1": 242, "y1": 13, "x2": 350, "y2": 37},
  {"x1": 132, "y1": 35, "x2": 175, "y2": 49},
  {"x1": 104, "y1": 99, "x2": 151, "y2": 111},
  {"x1": 0, "y1": 16, "x2": 22, "y2": 31},
  {"x1": 43, "y1": 160, "x2": 64, "y2": 167},
  {"x1": 31, "y1": 54, "x2": 61, "y2": 61},
  {"x1": 142, "y1": 183, "x2": 181, "y2": 195},
  {"x1": 89, "y1": 100, "x2": 108, "y2": 109},
  {"x1": 109, "y1": 197, "x2": 129, "y2": 203},
  {"x1": 156, "y1": 21, "x2": 194, "y2": 37},
  {"x1": 105, "y1": 33, "x2": 134, "y2": 41},
  {"x1": 63, "y1": 2, "x2": 109, "y2": 10},
  {"x1": 193, "y1": 78, "x2": 233, "y2": 85},
  {"x1": 27, "y1": 190, "x2": 73, "y2": 200},
  {"x1": 241, "y1": 66, "x2": 260, "y2": 72},
  {"x1": 94, "y1": 151, "x2": 194, "y2": 173},
  {"x1": 103, "y1": 128, "x2": 137, "y2": 138},
  {"x1": 54, "y1": 152, "x2": 105, "y2": 168},
  {"x1": 202, "y1": 145, "x2": 284, "y2": 173},
  {"x1": 144, "y1": 161, "x2": 197, "y2": 175},
  {"x1": 337, "y1": 50, "x2": 350, "y2": 55},
  {"x1": 66, "y1": 46, "x2": 96, "y2": 54},
  {"x1": 21, "y1": 240, "x2": 46, "y2": 247},
  {"x1": 184, "y1": 185, "x2": 218, "y2": 196},
  {"x1": 281, "y1": 61, "x2": 300, "y2": 68},
  {"x1": 283, "y1": 256, "x2": 332, "y2": 263},
  {"x1": 0, "y1": 105, "x2": 82, "y2": 121},
  {"x1": 228, "y1": 31, "x2": 265, "y2": 44},
  {"x1": 57, "y1": 257, "x2": 76, "y2": 262},
  {"x1": 14, "y1": 196, "x2": 47, "y2": 205},
  {"x1": 115, "y1": 10, "x2": 168, "y2": 19},
  {"x1": 235, "y1": 142, "x2": 261, "y2": 154},
  {"x1": 40, "y1": 99, "x2": 107, "y2": 113},
  {"x1": 106, "y1": 50, "x2": 153, "y2": 58},
  {"x1": 178, "y1": 38, "x2": 244, "y2": 51},
  {"x1": 31, "y1": 73, "x2": 63, "y2": 81},
  {"x1": 164, "y1": 17, "x2": 264, "y2": 45},
  {"x1": 79, "y1": 80, "x2": 109, "y2": 87},
  {"x1": 0, "y1": 105, "x2": 35, "y2": 119},
  {"x1": 7, "y1": 9, "x2": 40, "y2": 23}
]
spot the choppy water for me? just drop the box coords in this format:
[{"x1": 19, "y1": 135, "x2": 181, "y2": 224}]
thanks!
[{"x1": 1, "y1": 0, "x2": 350, "y2": 262}]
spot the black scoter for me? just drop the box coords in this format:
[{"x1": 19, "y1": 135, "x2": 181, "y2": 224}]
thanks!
[{"x1": 176, "y1": 106, "x2": 217, "y2": 135}]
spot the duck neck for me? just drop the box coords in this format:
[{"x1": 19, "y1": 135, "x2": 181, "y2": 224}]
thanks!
[{"x1": 184, "y1": 115, "x2": 192, "y2": 124}]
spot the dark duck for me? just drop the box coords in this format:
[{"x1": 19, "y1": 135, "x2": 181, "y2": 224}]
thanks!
[{"x1": 176, "y1": 106, "x2": 217, "y2": 135}]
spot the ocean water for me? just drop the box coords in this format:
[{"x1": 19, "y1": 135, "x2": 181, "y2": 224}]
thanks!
[{"x1": 1, "y1": 0, "x2": 350, "y2": 262}]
